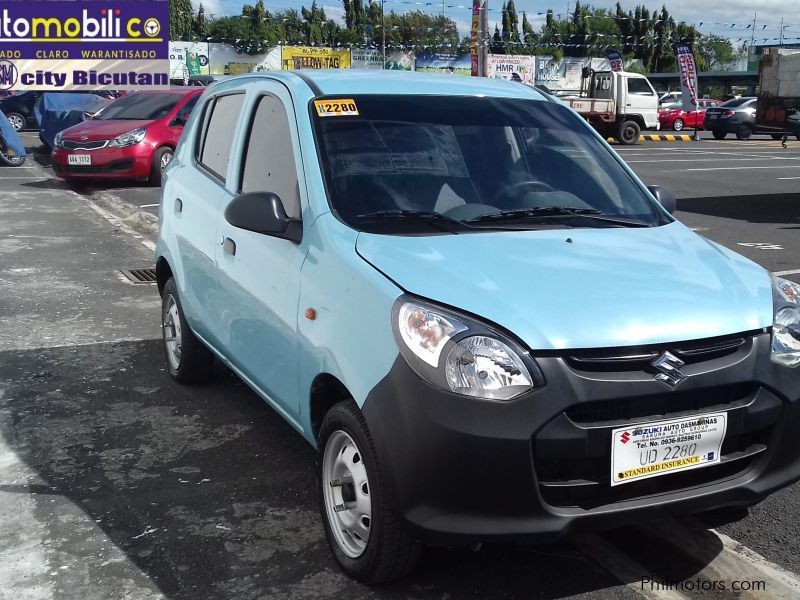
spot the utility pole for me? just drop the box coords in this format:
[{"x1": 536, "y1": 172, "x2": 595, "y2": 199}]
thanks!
[
  {"x1": 381, "y1": 0, "x2": 386, "y2": 68},
  {"x1": 478, "y1": 0, "x2": 488, "y2": 76},
  {"x1": 779, "y1": 18, "x2": 784, "y2": 47},
  {"x1": 749, "y1": 13, "x2": 756, "y2": 53}
]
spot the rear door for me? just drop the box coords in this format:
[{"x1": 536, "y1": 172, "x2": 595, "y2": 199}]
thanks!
[
  {"x1": 168, "y1": 90, "x2": 246, "y2": 346},
  {"x1": 212, "y1": 80, "x2": 308, "y2": 422}
]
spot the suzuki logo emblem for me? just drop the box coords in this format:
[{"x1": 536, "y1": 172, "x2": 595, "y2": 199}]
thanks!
[
  {"x1": 651, "y1": 351, "x2": 687, "y2": 389},
  {"x1": 80, "y1": 136, "x2": 88, "y2": 141}
]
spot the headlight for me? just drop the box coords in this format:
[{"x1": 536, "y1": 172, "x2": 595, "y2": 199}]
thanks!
[
  {"x1": 393, "y1": 297, "x2": 542, "y2": 400},
  {"x1": 53, "y1": 132, "x2": 63, "y2": 149},
  {"x1": 109, "y1": 127, "x2": 146, "y2": 148},
  {"x1": 771, "y1": 276, "x2": 800, "y2": 367}
]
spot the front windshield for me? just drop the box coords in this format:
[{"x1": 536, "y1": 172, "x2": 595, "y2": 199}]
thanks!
[
  {"x1": 313, "y1": 95, "x2": 670, "y2": 234},
  {"x1": 95, "y1": 93, "x2": 183, "y2": 120}
]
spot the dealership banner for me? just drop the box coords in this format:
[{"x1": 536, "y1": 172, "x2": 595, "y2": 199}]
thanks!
[
  {"x1": 0, "y1": 0, "x2": 169, "y2": 90},
  {"x1": 208, "y1": 44, "x2": 280, "y2": 75},
  {"x1": 169, "y1": 41, "x2": 209, "y2": 80},
  {"x1": 535, "y1": 57, "x2": 611, "y2": 91},
  {"x1": 350, "y1": 48, "x2": 415, "y2": 70},
  {"x1": 674, "y1": 43, "x2": 699, "y2": 112},
  {"x1": 415, "y1": 53, "x2": 471, "y2": 76},
  {"x1": 281, "y1": 47, "x2": 350, "y2": 70},
  {"x1": 487, "y1": 55, "x2": 535, "y2": 84}
]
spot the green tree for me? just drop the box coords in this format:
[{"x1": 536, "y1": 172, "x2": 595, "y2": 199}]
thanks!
[
  {"x1": 193, "y1": 2, "x2": 208, "y2": 39},
  {"x1": 699, "y1": 35, "x2": 737, "y2": 71},
  {"x1": 169, "y1": 0, "x2": 194, "y2": 40}
]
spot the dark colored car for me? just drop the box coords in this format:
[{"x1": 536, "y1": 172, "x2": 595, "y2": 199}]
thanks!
[
  {"x1": 0, "y1": 91, "x2": 42, "y2": 132},
  {"x1": 51, "y1": 88, "x2": 203, "y2": 186},
  {"x1": 703, "y1": 97, "x2": 757, "y2": 140}
]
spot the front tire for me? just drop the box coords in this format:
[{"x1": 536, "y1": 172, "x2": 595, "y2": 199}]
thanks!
[
  {"x1": 319, "y1": 400, "x2": 421, "y2": 584},
  {"x1": 0, "y1": 150, "x2": 25, "y2": 166},
  {"x1": 161, "y1": 278, "x2": 214, "y2": 384},
  {"x1": 712, "y1": 129, "x2": 727, "y2": 140},
  {"x1": 617, "y1": 120, "x2": 641, "y2": 145},
  {"x1": 673, "y1": 118, "x2": 684, "y2": 131},
  {"x1": 149, "y1": 147, "x2": 173, "y2": 187}
]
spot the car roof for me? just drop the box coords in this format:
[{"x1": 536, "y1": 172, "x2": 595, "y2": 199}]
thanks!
[
  {"x1": 216, "y1": 70, "x2": 547, "y2": 101},
  {"x1": 128, "y1": 88, "x2": 200, "y2": 95}
]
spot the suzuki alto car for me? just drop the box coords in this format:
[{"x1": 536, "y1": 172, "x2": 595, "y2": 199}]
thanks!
[
  {"x1": 51, "y1": 88, "x2": 202, "y2": 186},
  {"x1": 155, "y1": 71, "x2": 800, "y2": 583}
]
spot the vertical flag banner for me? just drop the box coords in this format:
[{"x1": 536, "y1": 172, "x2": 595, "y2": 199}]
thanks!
[
  {"x1": 674, "y1": 43, "x2": 699, "y2": 113},
  {"x1": 470, "y1": 0, "x2": 480, "y2": 76},
  {"x1": 0, "y1": 0, "x2": 169, "y2": 90},
  {"x1": 607, "y1": 49, "x2": 624, "y2": 72}
]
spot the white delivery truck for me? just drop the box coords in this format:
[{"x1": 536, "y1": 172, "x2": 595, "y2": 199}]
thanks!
[{"x1": 563, "y1": 70, "x2": 660, "y2": 145}]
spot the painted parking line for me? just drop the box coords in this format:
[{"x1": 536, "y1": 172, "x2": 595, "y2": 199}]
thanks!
[
  {"x1": 774, "y1": 269, "x2": 800, "y2": 276},
  {"x1": 139, "y1": 204, "x2": 159, "y2": 208},
  {"x1": 680, "y1": 165, "x2": 800, "y2": 172},
  {"x1": 627, "y1": 157, "x2": 800, "y2": 164},
  {"x1": 778, "y1": 177, "x2": 800, "y2": 180}
]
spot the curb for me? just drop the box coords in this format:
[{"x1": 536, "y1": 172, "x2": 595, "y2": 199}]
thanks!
[{"x1": 607, "y1": 134, "x2": 693, "y2": 143}]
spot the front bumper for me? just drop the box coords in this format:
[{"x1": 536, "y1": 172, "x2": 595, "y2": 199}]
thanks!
[
  {"x1": 361, "y1": 332, "x2": 800, "y2": 545},
  {"x1": 51, "y1": 145, "x2": 152, "y2": 180}
]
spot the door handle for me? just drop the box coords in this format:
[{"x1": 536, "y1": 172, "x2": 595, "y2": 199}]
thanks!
[
  {"x1": 175, "y1": 198, "x2": 183, "y2": 213},
  {"x1": 222, "y1": 237, "x2": 236, "y2": 256}
]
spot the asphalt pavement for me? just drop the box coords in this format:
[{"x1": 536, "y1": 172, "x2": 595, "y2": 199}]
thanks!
[{"x1": 2, "y1": 132, "x2": 800, "y2": 599}]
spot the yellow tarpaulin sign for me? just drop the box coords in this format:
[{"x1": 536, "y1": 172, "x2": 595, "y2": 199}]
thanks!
[{"x1": 281, "y1": 47, "x2": 351, "y2": 70}]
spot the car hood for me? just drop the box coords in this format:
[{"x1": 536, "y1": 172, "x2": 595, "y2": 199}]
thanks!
[
  {"x1": 61, "y1": 119, "x2": 153, "y2": 140},
  {"x1": 356, "y1": 221, "x2": 773, "y2": 350}
]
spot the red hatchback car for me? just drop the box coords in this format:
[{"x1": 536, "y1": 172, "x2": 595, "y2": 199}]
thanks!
[
  {"x1": 658, "y1": 99, "x2": 721, "y2": 131},
  {"x1": 52, "y1": 88, "x2": 202, "y2": 186}
]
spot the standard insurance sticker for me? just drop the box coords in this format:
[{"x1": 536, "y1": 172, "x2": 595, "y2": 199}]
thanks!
[{"x1": 610, "y1": 413, "x2": 727, "y2": 486}]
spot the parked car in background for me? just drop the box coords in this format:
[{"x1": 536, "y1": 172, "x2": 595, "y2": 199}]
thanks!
[
  {"x1": 51, "y1": 88, "x2": 203, "y2": 186},
  {"x1": 703, "y1": 97, "x2": 758, "y2": 140},
  {"x1": 658, "y1": 91, "x2": 682, "y2": 106},
  {"x1": 1, "y1": 91, "x2": 42, "y2": 131},
  {"x1": 659, "y1": 99, "x2": 721, "y2": 131}
]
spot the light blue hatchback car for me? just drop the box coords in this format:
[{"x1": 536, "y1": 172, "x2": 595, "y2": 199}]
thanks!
[{"x1": 156, "y1": 71, "x2": 800, "y2": 583}]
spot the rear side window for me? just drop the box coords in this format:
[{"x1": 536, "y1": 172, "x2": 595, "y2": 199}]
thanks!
[
  {"x1": 198, "y1": 93, "x2": 245, "y2": 181},
  {"x1": 240, "y1": 95, "x2": 301, "y2": 218},
  {"x1": 627, "y1": 78, "x2": 654, "y2": 96},
  {"x1": 177, "y1": 95, "x2": 199, "y2": 119}
]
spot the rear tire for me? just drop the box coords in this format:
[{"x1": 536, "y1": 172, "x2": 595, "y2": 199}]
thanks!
[
  {"x1": 617, "y1": 120, "x2": 641, "y2": 145},
  {"x1": 5, "y1": 112, "x2": 25, "y2": 132},
  {"x1": 771, "y1": 133, "x2": 784, "y2": 140},
  {"x1": 161, "y1": 278, "x2": 214, "y2": 384},
  {"x1": 149, "y1": 147, "x2": 173, "y2": 187},
  {"x1": 672, "y1": 118, "x2": 684, "y2": 131},
  {"x1": 736, "y1": 124, "x2": 752, "y2": 140},
  {"x1": 318, "y1": 400, "x2": 422, "y2": 584},
  {"x1": 0, "y1": 150, "x2": 25, "y2": 166},
  {"x1": 712, "y1": 129, "x2": 727, "y2": 140}
]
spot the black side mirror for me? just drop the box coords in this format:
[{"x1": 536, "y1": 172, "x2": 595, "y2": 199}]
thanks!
[
  {"x1": 224, "y1": 192, "x2": 302, "y2": 243},
  {"x1": 170, "y1": 115, "x2": 186, "y2": 128},
  {"x1": 648, "y1": 185, "x2": 677, "y2": 215}
]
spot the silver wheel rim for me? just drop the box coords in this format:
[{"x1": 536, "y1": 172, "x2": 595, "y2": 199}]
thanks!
[
  {"x1": 7, "y1": 114, "x2": 22, "y2": 131},
  {"x1": 160, "y1": 151, "x2": 173, "y2": 170},
  {"x1": 163, "y1": 294, "x2": 182, "y2": 371},
  {"x1": 322, "y1": 430, "x2": 371, "y2": 558},
  {"x1": 674, "y1": 120, "x2": 683, "y2": 131}
]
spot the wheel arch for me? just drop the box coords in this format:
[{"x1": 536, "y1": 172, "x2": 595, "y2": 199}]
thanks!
[
  {"x1": 155, "y1": 255, "x2": 173, "y2": 296},
  {"x1": 310, "y1": 373, "x2": 356, "y2": 444}
]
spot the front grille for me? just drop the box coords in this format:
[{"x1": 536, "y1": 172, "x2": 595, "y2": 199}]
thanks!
[
  {"x1": 564, "y1": 332, "x2": 758, "y2": 373},
  {"x1": 533, "y1": 384, "x2": 782, "y2": 509},
  {"x1": 60, "y1": 159, "x2": 134, "y2": 174},
  {"x1": 62, "y1": 139, "x2": 108, "y2": 151}
]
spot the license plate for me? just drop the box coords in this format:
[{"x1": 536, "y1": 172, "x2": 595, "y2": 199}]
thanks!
[
  {"x1": 610, "y1": 413, "x2": 727, "y2": 486},
  {"x1": 708, "y1": 114, "x2": 718, "y2": 120},
  {"x1": 68, "y1": 154, "x2": 91, "y2": 165}
]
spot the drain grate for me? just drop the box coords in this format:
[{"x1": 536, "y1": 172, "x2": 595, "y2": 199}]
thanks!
[{"x1": 118, "y1": 268, "x2": 157, "y2": 284}]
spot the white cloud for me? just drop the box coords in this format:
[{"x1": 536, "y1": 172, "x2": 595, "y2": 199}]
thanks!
[{"x1": 192, "y1": 0, "x2": 225, "y2": 20}]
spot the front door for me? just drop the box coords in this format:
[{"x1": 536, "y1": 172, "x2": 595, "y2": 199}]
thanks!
[{"x1": 214, "y1": 83, "x2": 308, "y2": 422}]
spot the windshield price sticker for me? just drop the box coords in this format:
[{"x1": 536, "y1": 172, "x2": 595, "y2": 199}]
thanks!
[
  {"x1": 611, "y1": 413, "x2": 727, "y2": 486},
  {"x1": 314, "y1": 99, "x2": 359, "y2": 117}
]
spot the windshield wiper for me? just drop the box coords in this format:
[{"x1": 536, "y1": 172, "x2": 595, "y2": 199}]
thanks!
[
  {"x1": 354, "y1": 210, "x2": 470, "y2": 234},
  {"x1": 465, "y1": 207, "x2": 650, "y2": 228}
]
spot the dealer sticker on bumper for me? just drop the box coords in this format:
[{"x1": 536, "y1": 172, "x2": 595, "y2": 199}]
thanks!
[{"x1": 611, "y1": 413, "x2": 727, "y2": 486}]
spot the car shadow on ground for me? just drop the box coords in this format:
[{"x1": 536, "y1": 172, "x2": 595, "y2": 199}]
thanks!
[
  {"x1": 0, "y1": 339, "x2": 731, "y2": 599},
  {"x1": 678, "y1": 193, "x2": 800, "y2": 225}
]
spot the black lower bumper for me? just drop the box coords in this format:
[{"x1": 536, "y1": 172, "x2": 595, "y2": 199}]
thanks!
[{"x1": 361, "y1": 332, "x2": 800, "y2": 545}]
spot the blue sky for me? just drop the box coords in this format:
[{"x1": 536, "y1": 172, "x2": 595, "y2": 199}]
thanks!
[{"x1": 199, "y1": 0, "x2": 799, "y2": 46}]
